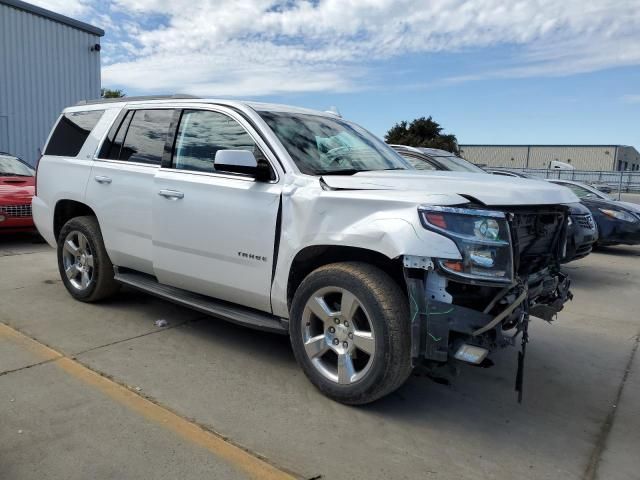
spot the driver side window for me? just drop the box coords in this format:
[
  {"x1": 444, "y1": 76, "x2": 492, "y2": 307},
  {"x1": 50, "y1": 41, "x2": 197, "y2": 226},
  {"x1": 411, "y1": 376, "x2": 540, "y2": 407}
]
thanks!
[{"x1": 172, "y1": 110, "x2": 261, "y2": 173}]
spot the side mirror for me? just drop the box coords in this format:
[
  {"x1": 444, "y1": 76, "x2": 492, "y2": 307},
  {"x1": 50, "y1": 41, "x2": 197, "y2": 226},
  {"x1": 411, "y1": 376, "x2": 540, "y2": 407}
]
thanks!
[{"x1": 214, "y1": 150, "x2": 272, "y2": 181}]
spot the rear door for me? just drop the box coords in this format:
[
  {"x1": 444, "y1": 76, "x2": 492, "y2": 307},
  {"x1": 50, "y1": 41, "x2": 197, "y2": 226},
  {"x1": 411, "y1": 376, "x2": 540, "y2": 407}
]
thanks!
[
  {"x1": 88, "y1": 107, "x2": 174, "y2": 274},
  {"x1": 152, "y1": 106, "x2": 282, "y2": 312}
]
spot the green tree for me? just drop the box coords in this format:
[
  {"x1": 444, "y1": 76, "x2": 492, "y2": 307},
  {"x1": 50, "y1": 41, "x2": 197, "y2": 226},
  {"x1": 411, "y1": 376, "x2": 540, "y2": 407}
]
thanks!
[
  {"x1": 385, "y1": 116, "x2": 459, "y2": 154},
  {"x1": 101, "y1": 88, "x2": 126, "y2": 99}
]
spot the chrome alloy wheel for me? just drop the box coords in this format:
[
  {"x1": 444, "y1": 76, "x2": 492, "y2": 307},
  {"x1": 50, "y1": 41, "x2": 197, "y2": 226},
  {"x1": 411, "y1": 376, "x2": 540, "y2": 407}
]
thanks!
[
  {"x1": 61, "y1": 231, "x2": 94, "y2": 291},
  {"x1": 301, "y1": 287, "x2": 376, "y2": 385}
]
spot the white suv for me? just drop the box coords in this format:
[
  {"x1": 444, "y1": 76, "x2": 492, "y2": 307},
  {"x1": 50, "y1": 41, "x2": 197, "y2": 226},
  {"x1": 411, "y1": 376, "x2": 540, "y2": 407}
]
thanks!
[{"x1": 33, "y1": 96, "x2": 577, "y2": 404}]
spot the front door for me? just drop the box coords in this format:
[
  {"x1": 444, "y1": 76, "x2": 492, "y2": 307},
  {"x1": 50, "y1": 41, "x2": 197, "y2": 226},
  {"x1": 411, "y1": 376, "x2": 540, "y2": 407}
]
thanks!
[{"x1": 152, "y1": 107, "x2": 281, "y2": 312}]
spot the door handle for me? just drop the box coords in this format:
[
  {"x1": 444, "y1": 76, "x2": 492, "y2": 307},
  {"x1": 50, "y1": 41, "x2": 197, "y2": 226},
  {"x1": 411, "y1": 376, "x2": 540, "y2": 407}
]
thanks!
[
  {"x1": 94, "y1": 175, "x2": 112, "y2": 184},
  {"x1": 158, "y1": 189, "x2": 184, "y2": 199}
]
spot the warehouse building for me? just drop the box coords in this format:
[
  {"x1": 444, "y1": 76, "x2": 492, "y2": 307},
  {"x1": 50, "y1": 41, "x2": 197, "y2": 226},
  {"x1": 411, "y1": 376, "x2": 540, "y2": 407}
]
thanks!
[
  {"x1": 459, "y1": 145, "x2": 640, "y2": 171},
  {"x1": 0, "y1": 0, "x2": 103, "y2": 165}
]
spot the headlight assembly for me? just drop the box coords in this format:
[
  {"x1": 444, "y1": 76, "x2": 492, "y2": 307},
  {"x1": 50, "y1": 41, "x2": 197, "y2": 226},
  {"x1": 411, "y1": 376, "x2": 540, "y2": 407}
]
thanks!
[
  {"x1": 599, "y1": 208, "x2": 639, "y2": 223},
  {"x1": 419, "y1": 206, "x2": 514, "y2": 284}
]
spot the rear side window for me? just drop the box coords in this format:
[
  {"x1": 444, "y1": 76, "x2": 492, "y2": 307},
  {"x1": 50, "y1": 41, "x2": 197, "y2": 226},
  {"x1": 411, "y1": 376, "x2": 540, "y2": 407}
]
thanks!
[
  {"x1": 99, "y1": 109, "x2": 173, "y2": 165},
  {"x1": 120, "y1": 110, "x2": 173, "y2": 165},
  {"x1": 45, "y1": 110, "x2": 104, "y2": 157}
]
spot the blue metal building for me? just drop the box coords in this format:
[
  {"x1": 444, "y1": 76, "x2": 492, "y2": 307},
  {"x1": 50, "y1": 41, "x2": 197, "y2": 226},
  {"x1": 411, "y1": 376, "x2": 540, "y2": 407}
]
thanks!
[{"x1": 0, "y1": 0, "x2": 103, "y2": 165}]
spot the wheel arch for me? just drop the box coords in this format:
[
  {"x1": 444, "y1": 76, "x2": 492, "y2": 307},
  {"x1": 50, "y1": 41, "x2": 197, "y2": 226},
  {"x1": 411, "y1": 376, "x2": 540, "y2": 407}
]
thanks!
[
  {"x1": 53, "y1": 199, "x2": 96, "y2": 240},
  {"x1": 286, "y1": 245, "x2": 406, "y2": 311}
]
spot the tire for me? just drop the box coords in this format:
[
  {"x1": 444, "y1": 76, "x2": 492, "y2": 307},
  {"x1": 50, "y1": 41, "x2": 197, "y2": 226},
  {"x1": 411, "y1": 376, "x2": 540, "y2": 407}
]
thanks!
[
  {"x1": 290, "y1": 262, "x2": 412, "y2": 405},
  {"x1": 57, "y1": 215, "x2": 120, "y2": 302}
]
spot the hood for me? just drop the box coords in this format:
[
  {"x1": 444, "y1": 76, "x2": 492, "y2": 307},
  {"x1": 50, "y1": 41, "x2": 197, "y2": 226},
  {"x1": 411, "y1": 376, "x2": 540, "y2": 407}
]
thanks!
[
  {"x1": 0, "y1": 176, "x2": 35, "y2": 203},
  {"x1": 321, "y1": 170, "x2": 578, "y2": 206},
  {"x1": 616, "y1": 201, "x2": 640, "y2": 213}
]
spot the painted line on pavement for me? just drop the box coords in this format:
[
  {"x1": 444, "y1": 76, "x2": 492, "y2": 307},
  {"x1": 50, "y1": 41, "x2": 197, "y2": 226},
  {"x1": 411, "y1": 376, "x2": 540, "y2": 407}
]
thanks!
[{"x1": 0, "y1": 322, "x2": 298, "y2": 480}]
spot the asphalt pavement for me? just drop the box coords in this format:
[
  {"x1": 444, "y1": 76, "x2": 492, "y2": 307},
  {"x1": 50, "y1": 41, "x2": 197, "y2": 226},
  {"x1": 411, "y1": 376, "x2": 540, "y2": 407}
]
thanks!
[{"x1": 1, "y1": 234, "x2": 638, "y2": 479}]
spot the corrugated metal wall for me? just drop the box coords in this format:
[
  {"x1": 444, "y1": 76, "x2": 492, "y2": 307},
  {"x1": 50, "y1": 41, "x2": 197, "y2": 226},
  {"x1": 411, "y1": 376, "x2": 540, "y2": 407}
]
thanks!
[
  {"x1": 616, "y1": 146, "x2": 640, "y2": 171},
  {"x1": 526, "y1": 146, "x2": 615, "y2": 170},
  {"x1": 459, "y1": 146, "x2": 529, "y2": 168},
  {"x1": 0, "y1": 3, "x2": 101, "y2": 165},
  {"x1": 459, "y1": 145, "x2": 634, "y2": 171}
]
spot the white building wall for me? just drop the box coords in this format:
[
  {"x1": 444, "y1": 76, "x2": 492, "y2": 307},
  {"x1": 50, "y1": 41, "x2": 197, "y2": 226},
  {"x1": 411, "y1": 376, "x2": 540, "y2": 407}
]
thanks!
[
  {"x1": 459, "y1": 146, "x2": 529, "y2": 168},
  {"x1": 527, "y1": 146, "x2": 616, "y2": 170},
  {"x1": 459, "y1": 145, "x2": 640, "y2": 171},
  {"x1": 0, "y1": 1, "x2": 102, "y2": 165}
]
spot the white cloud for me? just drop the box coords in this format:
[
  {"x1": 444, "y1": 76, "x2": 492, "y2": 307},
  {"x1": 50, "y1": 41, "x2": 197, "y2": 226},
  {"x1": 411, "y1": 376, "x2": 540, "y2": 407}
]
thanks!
[
  {"x1": 91, "y1": 0, "x2": 640, "y2": 95},
  {"x1": 28, "y1": 0, "x2": 89, "y2": 17}
]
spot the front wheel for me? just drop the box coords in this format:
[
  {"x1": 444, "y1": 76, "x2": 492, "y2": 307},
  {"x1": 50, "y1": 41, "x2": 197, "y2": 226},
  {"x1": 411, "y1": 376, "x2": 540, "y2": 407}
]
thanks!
[{"x1": 290, "y1": 262, "x2": 412, "y2": 405}]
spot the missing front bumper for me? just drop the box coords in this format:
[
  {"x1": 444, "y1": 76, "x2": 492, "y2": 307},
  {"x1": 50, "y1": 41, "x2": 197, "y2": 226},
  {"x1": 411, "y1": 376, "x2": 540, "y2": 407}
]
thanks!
[{"x1": 405, "y1": 267, "x2": 572, "y2": 366}]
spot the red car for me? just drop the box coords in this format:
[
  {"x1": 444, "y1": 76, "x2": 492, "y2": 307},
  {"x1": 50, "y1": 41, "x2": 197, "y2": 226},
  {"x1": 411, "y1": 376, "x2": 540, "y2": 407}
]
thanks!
[{"x1": 0, "y1": 153, "x2": 36, "y2": 233}]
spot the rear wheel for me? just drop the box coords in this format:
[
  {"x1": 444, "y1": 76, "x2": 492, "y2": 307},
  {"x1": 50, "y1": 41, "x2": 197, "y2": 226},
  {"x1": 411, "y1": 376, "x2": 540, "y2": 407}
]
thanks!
[
  {"x1": 290, "y1": 262, "x2": 411, "y2": 405},
  {"x1": 57, "y1": 216, "x2": 119, "y2": 302}
]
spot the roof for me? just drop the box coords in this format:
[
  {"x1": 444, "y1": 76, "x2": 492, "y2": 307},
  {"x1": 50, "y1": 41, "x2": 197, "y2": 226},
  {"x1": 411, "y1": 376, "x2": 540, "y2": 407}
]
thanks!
[
  {"x1": 0, "y1": 0, "x2": 104, "y2": 36},
  {"x1": 68, "y1": 96, "x2": 337, "y2": 118}
]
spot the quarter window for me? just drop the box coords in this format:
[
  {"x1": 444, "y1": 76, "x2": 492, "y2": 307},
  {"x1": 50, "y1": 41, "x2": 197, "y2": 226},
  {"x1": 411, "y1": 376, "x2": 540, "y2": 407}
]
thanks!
[
  {"x1": 99, "y1": 110, "x2": 134, "y2": 160},
  {"x1": 172, "y1": 110, "x2": 259, "y2": 173},
  {"x1": 45, "y1": 110, "x2": 104, "y2": 157}
]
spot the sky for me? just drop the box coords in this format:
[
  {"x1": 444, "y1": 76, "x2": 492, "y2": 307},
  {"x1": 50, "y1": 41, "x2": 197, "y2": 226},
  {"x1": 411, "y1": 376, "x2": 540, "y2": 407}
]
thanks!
[{"x1": 32, "y1": 0, "x2": 640, "y2": 147}]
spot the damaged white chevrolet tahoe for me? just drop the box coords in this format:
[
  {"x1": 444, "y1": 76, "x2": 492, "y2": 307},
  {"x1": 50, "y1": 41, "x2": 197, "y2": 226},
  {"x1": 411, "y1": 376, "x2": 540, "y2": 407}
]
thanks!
[{"x1": 34, "y1": 97, "x2": 578, "y2": 404}]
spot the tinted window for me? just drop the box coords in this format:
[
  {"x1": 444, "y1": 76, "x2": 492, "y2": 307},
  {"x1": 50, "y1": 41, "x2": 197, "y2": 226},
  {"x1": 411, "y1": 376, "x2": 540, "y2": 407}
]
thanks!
[
  {"x1": 119, "y1": 109, "x2": 173, "y2": 165},
  {"x1": 173, "y1": 110, "x2": 258, "y2": 172},
  {"x1": 45, "y1": 110, "x2": 104, "y2": 157},
  {"x1": 98, "y1": 110, "x2": 134, "y2": 160},
  {"x1": 557, "y1": 182, "x2": 610, "y2": 200},
  {"x1": 429, "y1": 155, "x2": 486, "y2": 173},
  {"x1": 402, "y1": 154, "x2": 436, "y2": 171}
]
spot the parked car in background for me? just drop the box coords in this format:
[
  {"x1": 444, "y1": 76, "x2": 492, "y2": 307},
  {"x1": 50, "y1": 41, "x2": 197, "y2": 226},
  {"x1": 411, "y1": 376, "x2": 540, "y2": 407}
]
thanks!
[
  {"x1": 390, "y1": 145, "x2": 486, "y2": 173},
  {"x1": 0, "y1": 153, "x2": 35, "y2": 234},
  {"x1": 549, "y1": 179, "x2": 640, "y2": 246},
  {"x1": 564, "y1": 202, "x2": 598, "y2": 261},
  {"x1": 588, "y1": 181, "x2": 613, "y2": 194},
  {"x1": 484, "y1": 168, "x2": 542, "y2": 179},
  {"x1": 394, "y1": 147, "x2": 597, "y2": 262},
  {"x1": 487, "y1": 168, "x2": 613, "y2": 194}
]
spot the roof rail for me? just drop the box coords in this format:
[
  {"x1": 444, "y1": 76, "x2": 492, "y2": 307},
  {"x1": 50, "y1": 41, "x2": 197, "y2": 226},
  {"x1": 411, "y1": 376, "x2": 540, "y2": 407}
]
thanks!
[{"x1": 75, "y1": 94, "x2": 201, "y2": 106}]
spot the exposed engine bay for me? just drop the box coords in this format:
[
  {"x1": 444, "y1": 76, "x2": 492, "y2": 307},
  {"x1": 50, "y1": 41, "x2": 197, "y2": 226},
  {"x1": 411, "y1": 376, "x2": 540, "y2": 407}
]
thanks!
[{"x1": 404, "y1": 205, "x2": 573, "y2": 400}]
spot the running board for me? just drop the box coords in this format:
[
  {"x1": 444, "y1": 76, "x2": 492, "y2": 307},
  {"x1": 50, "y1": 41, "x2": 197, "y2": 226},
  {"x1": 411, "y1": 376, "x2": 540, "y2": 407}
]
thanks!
[{"x1": 114, "y1": 269, "x2": 287, "y2": 334}]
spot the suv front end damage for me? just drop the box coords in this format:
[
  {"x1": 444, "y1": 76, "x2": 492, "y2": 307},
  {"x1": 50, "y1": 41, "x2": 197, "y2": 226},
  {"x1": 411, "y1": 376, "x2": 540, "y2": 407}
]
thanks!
[{"x1": 404, "y1": 205, "x2": 573, "y2": 398}]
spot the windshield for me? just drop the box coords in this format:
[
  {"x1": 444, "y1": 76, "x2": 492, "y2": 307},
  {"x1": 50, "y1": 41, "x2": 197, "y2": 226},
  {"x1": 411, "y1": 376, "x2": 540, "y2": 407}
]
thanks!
[
  {"x1": 0, "y1": 155, "x2": 34, "y2": 176},
  {"x1": 259, "y1": 112, "x2": 411, "y2": 175},
  {"x1": 430, "y1": 155, "x2": 486, "y2": 173},
  {"x1": 558, "y1": 182, "x2": 610, "y2": 200}
]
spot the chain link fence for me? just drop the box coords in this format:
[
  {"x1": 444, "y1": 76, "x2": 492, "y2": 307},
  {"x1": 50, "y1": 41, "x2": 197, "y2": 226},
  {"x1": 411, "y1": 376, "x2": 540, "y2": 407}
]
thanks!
[{"x1": 503, "y1": 168, "x2": 640, "y2": 198}]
